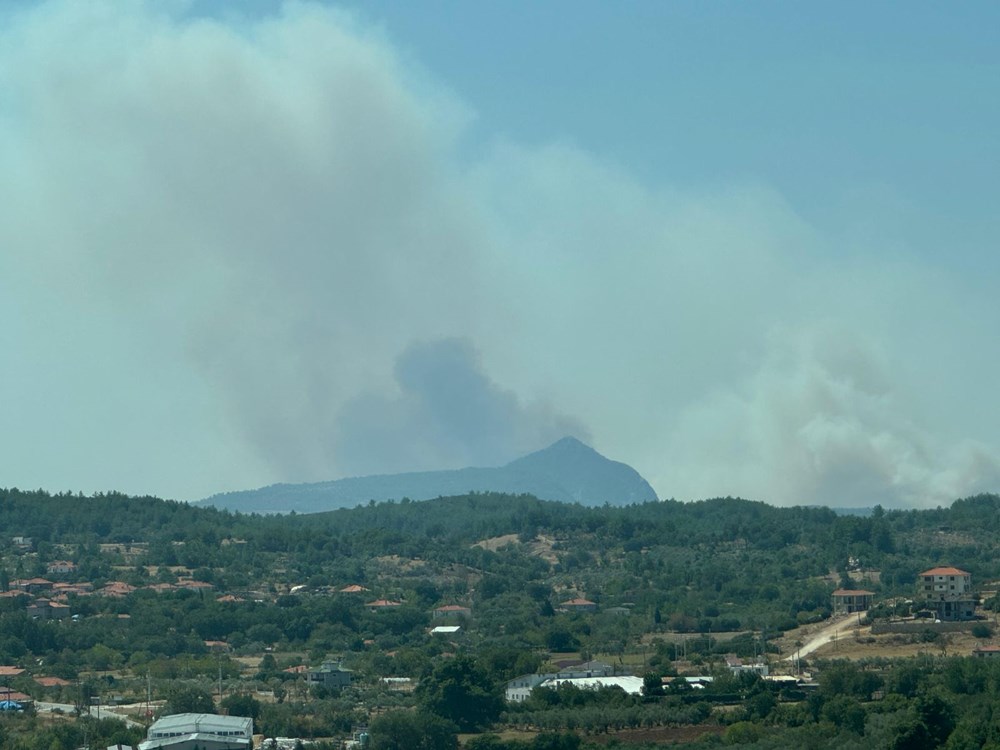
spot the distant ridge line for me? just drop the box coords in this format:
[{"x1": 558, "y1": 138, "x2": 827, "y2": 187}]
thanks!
[{"x1": 201, "y1": 436, "x2": 658, "y2": 514}]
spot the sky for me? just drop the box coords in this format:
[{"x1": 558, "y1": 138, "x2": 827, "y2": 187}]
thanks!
[{"x1": 1, "y1": 0, "x2": 999, "y2": 508}]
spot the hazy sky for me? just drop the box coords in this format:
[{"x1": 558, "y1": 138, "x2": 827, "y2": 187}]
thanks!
[{"x1": 2, "y1": 1, "x2": 998, "y2": 508}]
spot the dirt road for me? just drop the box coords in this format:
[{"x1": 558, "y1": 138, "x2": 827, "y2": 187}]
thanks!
[{"x1": 783, "y1": 613, "x2": 866, "y2": 662}]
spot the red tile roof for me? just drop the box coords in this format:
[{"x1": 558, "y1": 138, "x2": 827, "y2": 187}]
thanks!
[
  {"x1": 921, "y1": 567, "x2": 970, "y2": 577},
  {"x1": 13, "y1": 578, "x2": 53, "y2": 587},
  {"x1": 35, "y1": 676, "x2": 71, "y2": 687},
  {"x1": 832, "y1": 589, "x2": 876, "y2": 596},
  {"x1": 99, "y1": 582, "x2": 136, "y2": 597}
]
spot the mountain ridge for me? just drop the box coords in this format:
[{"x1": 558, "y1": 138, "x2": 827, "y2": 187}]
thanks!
[{"x1": 200, "y1": 436, "x2": 658, "y2": 514}]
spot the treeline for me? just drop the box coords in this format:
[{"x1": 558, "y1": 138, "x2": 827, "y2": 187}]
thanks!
[{"x1": 3, "y1": 490, "x2": 1000, "y2": 664}]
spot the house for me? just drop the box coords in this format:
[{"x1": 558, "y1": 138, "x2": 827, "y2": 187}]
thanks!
[
  {"x1": 138, "y1": 713, "x2": 252, "y2": 750},
  {"x1": 918, "y1": 567, "x2": 977, "y2": 621},
  {"x1": 973, "y1": 645, "x2": 1000, "y2": 659},
  {"x1": 13, "y1": 578, "x2": 54, "y2": 594},
  {"x1": 724, "y1": 654, "x2": 769, "y2": 677},
  {"x1": 99, "y1": 582, "x2": 136, "y2": 598},
  {"x1": 506, "y1": 674, "x2": 550, "y2": 703},
  {"x1": 305, "y1": 661, "x2": 352, "y2": 691},
  {"x1": 52, "y1": 582, "x2": 93, "y2": 597},
  {"x1": 430, "y1": 625, "x2": 461, "y2": 636},
  {"x1": 831, "y1": 589, "x2": 875, "y2": 615},
  {"x1": 365, "y1": 599, "x2": 402, "y2": 612},
  {"x1": 920, "y1": 567, "x2": 972, "y2": 597},
  {"x1": 432, "y1": 604, "x2": 471, "y2": 619},
  {"x1": 560, "y1": 598, "x2": 597, "y2": 613},
  {"x1": 931, "y1": 596, "x2": 977, "y2": 622},
  {"x1": 339, "y1": 584, "x2": 369, "y2": 594},
  {"x1": 26, "y1": 599, "x2": 71, "y2": 620},
  {"x1": 46, "y1": 561, "x2": 77, "y2": 576}
]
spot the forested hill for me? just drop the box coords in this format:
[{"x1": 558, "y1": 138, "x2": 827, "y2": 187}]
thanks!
[
  {"x1": 5, "y1": 486, "x2": 1000, "y2": 550},
  {"x1": 4, "y1": 487, "x2": 1000, "y2": 591},
  {"x1": 199, "y1": 436, "x2": 658, "y2": 514},
  {"x1": 3, "y1": 487, "x2": 1000, "y2": 749}
]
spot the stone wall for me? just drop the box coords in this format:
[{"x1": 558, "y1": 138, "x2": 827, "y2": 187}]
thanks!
[{"x1": 870, "y1": 620, "x2": 974, "y2": 635}]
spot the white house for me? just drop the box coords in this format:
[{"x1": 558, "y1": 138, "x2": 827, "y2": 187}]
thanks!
[
  {"x1": 918, "y1": 566, "x2": 977, "y2": 622},
  {"x1": 919, "y1": 567, "x2": 972, "y2": 597}
]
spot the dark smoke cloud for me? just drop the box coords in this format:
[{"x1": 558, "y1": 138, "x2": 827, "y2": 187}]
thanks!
[{"x1": 334, "y1": 338, "x2": 589, "y2": 475}]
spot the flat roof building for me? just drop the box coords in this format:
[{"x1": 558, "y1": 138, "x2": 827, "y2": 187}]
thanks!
[{"x1": 138, "y1": 713, "x2": 252, "y2": 750}]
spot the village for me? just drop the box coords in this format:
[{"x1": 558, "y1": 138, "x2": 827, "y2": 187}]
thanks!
[{"x1": 2, "y1": 524, "x2": 999, "y2": 750}]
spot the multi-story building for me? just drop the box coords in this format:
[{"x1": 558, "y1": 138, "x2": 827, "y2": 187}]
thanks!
[
  {"x1": 831, "y1": 589, "x2": 875, "y2": 615},
  {"x1": 919, "y1": 567, "x2": 972, "y2": 597},
  {"x1": 306, "y1": 661, "x2": 352, "y2": 691},
  {"x1": 918, "y1": 566, "x2": 976, "y2": 621}
]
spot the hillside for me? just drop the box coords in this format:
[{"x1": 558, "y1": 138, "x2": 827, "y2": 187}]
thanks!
[
  {"x1": 3, "y1": 487, "x2": 1000, "y2": 747},
  {"x1": 199, "y1": 436, "x2": 658, "y2": 513}
]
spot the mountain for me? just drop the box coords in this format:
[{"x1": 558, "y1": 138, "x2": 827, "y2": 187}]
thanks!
[{"x1": 200, "y1": 436, "x2": 658, "y2": 514}]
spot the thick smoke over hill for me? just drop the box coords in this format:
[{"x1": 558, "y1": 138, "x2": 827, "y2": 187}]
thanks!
[
  {"x1": 334, "y1": 338, "x2": 589, "y2": 476},
  {"x1": 1, "y1": 1, "x2": 998, "y2": 506}
]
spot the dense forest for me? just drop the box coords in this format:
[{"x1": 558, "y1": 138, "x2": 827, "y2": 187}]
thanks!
[{"x1": 1, "y1": 488, "x2": 999, "y2": 748}]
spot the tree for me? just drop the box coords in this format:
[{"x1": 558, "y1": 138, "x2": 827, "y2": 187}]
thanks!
[
  {"x1": 642, "y1": 673, "x2": 664, "y2": 697},
  {"x1": 368, "y1": 710, "x2": 457, "y2": 750},
  {"x1": 162, "y1": 685, "x2": 214, "y2": 715},
  {"x1": 822, "y1": 694, "x2": 865, "y2": 735},
  {"x1": 221, "y1": 693, "x2": 261, "y2": 721},
  {"x1": 417, "y1": 655, "x2": 504, "y2": 732},
  {"x1": 532, "y1": 734, "x2": 581, "y2": 750}
]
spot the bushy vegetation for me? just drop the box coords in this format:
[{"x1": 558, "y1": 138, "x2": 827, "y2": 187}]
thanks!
[{"x1": 2, "y1": 487, "x2": 1000, "y2": 747}]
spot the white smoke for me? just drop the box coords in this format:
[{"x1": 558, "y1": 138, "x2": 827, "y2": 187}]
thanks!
[{"x1": 1, "y1": 1, "x2": 997, "y2": 506}]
